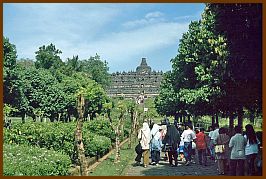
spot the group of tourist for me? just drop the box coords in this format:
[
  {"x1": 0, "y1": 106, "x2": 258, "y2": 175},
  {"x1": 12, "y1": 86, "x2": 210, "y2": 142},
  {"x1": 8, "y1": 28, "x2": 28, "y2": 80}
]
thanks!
[{"x1": 135, "y1": 119, "x2": 262, "y2": 176}]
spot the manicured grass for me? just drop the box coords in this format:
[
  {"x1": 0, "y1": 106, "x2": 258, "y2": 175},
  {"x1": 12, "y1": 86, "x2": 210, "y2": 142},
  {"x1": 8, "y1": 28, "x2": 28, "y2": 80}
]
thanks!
[{"x1": 89, "y1": 140, "x2": 137, "y2": 176}]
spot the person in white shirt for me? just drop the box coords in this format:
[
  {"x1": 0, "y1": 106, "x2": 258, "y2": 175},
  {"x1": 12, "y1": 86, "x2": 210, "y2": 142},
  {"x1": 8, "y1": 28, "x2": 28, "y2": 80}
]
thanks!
[
  {"x1": 208, "y1": 126, "x2": 215, "y2": 160},
  {"x1": 181, "y1": 123, "x2": 196, "y2": 166},
  {"x1": 229, "y1": 125, "x2": 247, "y2": 176},
  {"x1": 244, "y1": 124, "x2": 260, "y2": 176},
  {"x1": 209, "y1": 124, "x2": 219, "y2": 160},
  {"x1": 212, "y1": 124, "x2": 220, "y2": 142}
]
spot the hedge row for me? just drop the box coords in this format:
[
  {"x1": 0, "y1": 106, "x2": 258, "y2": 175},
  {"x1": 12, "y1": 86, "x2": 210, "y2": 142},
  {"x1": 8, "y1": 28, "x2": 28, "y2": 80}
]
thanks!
[
  {"x1": 83, "y1": 120, "x2": 116, "y2": 141},
  {"x1": 4, "y1": 121, "x2": 112, "y2": 157},
  {"x1": 3, "y1": 144, "x2": 71, "y2": 176}
]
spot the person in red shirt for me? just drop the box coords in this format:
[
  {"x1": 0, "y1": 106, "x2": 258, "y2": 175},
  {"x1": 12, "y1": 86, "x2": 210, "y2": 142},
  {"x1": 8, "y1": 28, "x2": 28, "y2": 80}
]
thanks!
[{"x1": 196, "y1": 128, "x2": 207, "y2": 166}]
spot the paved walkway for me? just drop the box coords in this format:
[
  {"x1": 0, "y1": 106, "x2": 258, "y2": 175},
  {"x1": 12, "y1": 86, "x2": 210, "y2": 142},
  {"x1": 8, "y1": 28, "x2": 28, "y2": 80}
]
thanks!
[{"x1": 124, "y1": 153, "x2": 222, "y2": 176}]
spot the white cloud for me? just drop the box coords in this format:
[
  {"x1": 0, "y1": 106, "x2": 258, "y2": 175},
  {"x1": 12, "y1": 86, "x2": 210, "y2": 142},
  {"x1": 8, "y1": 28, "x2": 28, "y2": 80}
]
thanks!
[
  {"x1": 5, "y1": 3, "x2": 120, "y2": 60},
  {"x1": 123, "y1": 11, "x2": 165, "y2": 29},
  {"x1": 66, "y1": 21, "x2": 189, "y2": 65},
  {"x1": 5, "y1": 3, "x2": 120, "y2": 42},
  {"x1": 11, "y1": 10, "x2": 189, "y2": 73},
  {"x1": 145, "y1": 11, "x2": 164, "y2": 19},
  {"x1": 4, "y1": 4, "x2": 203, "y2": 72}
]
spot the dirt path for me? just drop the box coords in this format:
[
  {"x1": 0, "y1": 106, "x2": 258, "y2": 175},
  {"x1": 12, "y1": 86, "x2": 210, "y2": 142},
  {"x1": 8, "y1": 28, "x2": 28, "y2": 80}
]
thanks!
[{"x1": 123, "y1": 154, "x2": 222, "y2": 176}]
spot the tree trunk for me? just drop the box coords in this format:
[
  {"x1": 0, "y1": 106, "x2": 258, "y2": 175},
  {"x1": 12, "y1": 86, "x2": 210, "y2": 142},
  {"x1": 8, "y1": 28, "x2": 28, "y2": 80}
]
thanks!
[
  {"x1": 187, "y1": 115, "x2": 191, "y2": 123},
  {"x1": 22, "y1": 113, "x2": 26, "y2": 123},
  {"x1": 215, "y1": 113, "x2": 219, "y2": 127},
  {"x1": 133, "y1": 111, "x2": 138, "y2": 142},
  {"x1": 128, "y1": 111, "x2": 134, "y2": 149},
  {"x1": 249, "y1": 109, "x2": 255, "y2": 124},
  {"x1": 33, "y1": 115, "x2": 36, "y2": 122},
  {"x1": 229, "y1": 112, "x2": 234, "y2": 135},
  {"x1": 211, "y1": 114, "x2": 215, "y2": 126},
  {"x1": 133, "y1": 111, "x2": 136, "y2": 130},
  {"x1": 67, "y1": 113, "x2": 71, "y2": 122},
  {"x1": 58, "y1": 113, "x2": 61, "y2": 122},
  {"x1": 114, "y1": 111, "x2": 124, "y2": 163},
  {"x1": 237, "y1": 107, "x2": 244, "y2": 129},
  {"x1": 128, "y1": 128, "x2": 132, "y2": 149},
  {"x1": 108, "y1": 110, "x2": 112, "y2": 123},
  {"x1": 174, "y1": 113, "x2": 179, "y2": 123},
  {"x1": 121, "y1": 123, "x2": 124, "y2": 141},
  {"x1": 74, "y1": 94, "x2": 88, "y2": 176},
  {"x1": 119, "y1": 111, "x2": 125, "y2": 140},
  {"x1": 114, "y1": 125, "x2": 121, "y2": 163}
]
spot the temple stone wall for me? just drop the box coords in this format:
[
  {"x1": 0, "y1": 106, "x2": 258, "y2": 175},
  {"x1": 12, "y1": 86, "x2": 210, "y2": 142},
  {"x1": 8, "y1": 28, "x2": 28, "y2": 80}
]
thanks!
[{"x1": 107, "y1": 58, "x2": 163, "y2": 99}]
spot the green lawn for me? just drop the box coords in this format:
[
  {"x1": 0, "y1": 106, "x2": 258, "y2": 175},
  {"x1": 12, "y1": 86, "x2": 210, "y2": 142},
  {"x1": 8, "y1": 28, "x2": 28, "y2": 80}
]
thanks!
[{"x1": 89, "y1": 140, "x2": 137, "y2": 176}]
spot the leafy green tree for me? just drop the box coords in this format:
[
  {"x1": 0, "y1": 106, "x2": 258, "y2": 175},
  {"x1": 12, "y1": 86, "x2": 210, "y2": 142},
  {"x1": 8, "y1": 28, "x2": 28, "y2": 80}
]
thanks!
[
  {"x1": 35, "y1": 43, "x2": 63, "y2": 70},
  {"x1": 78, "y1": 79, "x2": 109, "y2": 120},
  {"x1": 3, "y1": 37, "x2": 17, "y2": 70},
  {"x1": 155, "y1": 71, "x2": 187, "y2": 122},
  {"x1": 103, "y1": 101, "x2": 113, "y2": 123},
  {"x1": 80, "y1": 54, "x2": 111, "y2": 88},
  {"x1": 59, "y1": 72, "x2": 93, "y2": 121},
  {"x1": 143, "y1": 97, "x2": 159, "y2": 119},
  {"x1": 156, "y1": 5, "x2": 230, "y2": 125},
  {"x1": 170, "y1": 6, "x2": 229, "y2": 122},
  {"x1": 17, "y1": 58, "x2": 35, "y2": 68},
  {"x1": 156, "y1": 4, "x2": 261, "y2": 129},
  {"x1": 19, "y1": 67, "x2": 66, "y2": 121},
  {"x1": 64, "y1": 55, "x2": 82, "y2": 76},
  {"x1": 209, "y1": 3, "x2": 262, "y2": 128},
  {"x1": 3, "y1": 104, "x2": 18, "y2": 121},
  {"x1": 3, "y1": 37, "x2": 23, "y2": 109}
]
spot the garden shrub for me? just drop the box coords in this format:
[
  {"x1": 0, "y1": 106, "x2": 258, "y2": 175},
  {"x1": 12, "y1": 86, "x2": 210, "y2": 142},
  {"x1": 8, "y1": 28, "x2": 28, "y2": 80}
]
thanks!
[
  {"x1": 4, "y1": 122, "x2": 76, "y2": 156},
  {"x1": 83, "y1": 132, "x2": 112, "y2": 157},
  {"x1": 84, "y1": 119, "x2": 115, "y2": 141},
  {"x1": 3, "y1": 144, "x2": 71, "y2": 176},
  {"x1": 4, "y1": 119, "x2": 132, "y2": 161},
  {"x1": 4, "y1": 121, "x2": 114, "y2": 159}
]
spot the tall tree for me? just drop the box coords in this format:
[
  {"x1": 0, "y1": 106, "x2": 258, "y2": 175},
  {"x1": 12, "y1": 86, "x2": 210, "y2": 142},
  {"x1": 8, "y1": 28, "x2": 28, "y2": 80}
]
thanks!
[
  {"x1": 80, "y1": 54, "x2": 111, "y2": 88},
  {"x1": 155, "y1": 71, "x2": 183, "y2": 117},
  {"x1": 35, "y1": 43, "x2": 63, "y2": 70},
  {"x1": 209, "y1": 3, "x2": 262, "y2": 128},
  {"x1": 19, "y1": 67, "x2": 66, "y2": 122},
  {"x1": 60, "y1": 72, "x2": 93, "y2": 121},
  {"x1": 163, "y1": 6, "x2": 229, "y2": 120},
  {"x1": 3, "y1": 37, "x2": 23, "y2": 109},
  {"x1": 125, "y1": 99, "x2": 137, "y2": 149},
  {"x1": 80, "y1": 79, "x2": 109, "y2": 120},
  {"x1": 64, "y1": 55, "x2": 82, "y2": 76},
  {"x1": 113, "y1": 100, "x2": 127, "y2": 163}
]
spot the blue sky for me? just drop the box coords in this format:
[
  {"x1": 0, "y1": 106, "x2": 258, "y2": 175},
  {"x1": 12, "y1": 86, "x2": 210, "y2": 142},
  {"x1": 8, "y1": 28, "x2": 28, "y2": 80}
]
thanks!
[{"x1": 4, "y1": 3, "x2": 205, "y2": 73}]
